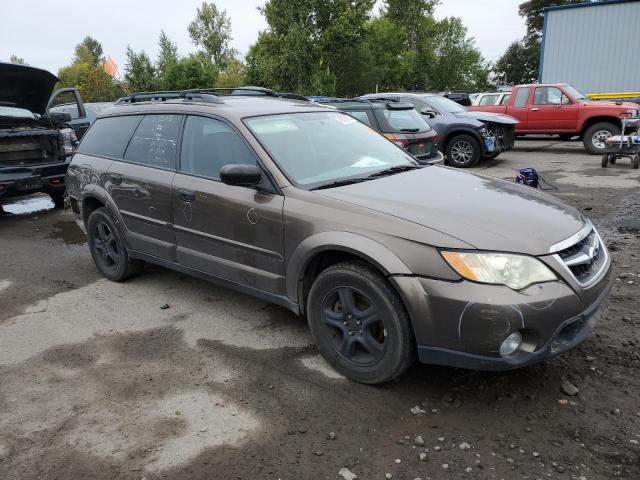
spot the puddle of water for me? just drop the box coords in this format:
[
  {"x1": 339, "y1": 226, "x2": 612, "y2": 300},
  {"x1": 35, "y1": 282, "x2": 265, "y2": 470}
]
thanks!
[{"x1": 1, "y1": 193, "x2": 54, "y2": 215}]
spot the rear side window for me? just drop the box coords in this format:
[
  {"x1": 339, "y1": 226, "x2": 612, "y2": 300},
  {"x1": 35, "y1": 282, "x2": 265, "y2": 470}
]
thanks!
[
  {"x1": 513, "y1": 88, "x2": 530, "y2": 108},
  {"x1": 180, "y1": 116, "x2": 256, "y2": 179},
  {"x1": 77, "y1": 115, "x2": 142, "y2": 159},
  {"x1": 478, "y1": 94, "x2": 499, "y2": 106},
  {"x1": 382, "y1": 109, "x2": 428, "y2": 131},
  {"x1": 124, "y1": 114, "x2": 182, "y2": 170},
  {"x1": 500, "y1": 94, "x2": 511, "y2": 105},
  {"x1": 345, "y1": 110, "x2": 372, "y2": 126}
]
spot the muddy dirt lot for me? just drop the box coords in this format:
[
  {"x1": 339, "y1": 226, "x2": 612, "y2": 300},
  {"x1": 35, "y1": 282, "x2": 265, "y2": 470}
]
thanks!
[{"x1": 1, "y1": 138, "x2": 639, "y2": 480}]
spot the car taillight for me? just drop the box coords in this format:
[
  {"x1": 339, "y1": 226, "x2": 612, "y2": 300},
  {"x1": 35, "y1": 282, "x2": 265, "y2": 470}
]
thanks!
[
  {"x1": 432, "y1": 134, "x2": 440, "y2": 146},
  {"x1": 383, "y1": 133, "x2": 409, "y2": 147}
]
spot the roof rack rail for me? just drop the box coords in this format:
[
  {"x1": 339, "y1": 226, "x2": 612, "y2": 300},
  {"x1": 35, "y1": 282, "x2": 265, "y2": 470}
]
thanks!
[
  {"x1": 115, "y1": 89, "x2": 224, "y2": 104},
  {"x1": 115, "y1": 86, "x2": 310, "y2": 105},
  {"x1": 314, "y1": 98, "x2": 369, "y2": 104}
]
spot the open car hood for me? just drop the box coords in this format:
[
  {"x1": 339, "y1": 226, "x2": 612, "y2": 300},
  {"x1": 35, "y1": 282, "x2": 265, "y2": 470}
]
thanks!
[
  {"x1": 0, "y1": 63, "x2": 59, "y2": 115},
  {"x1": 455, "y1": 110, "x2": 519, "y2": 125}
]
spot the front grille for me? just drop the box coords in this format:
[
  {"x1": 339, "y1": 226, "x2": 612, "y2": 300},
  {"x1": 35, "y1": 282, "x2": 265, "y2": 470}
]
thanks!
[{"x1": 555, "y1": 228, "x2": 607, "y2": 285}]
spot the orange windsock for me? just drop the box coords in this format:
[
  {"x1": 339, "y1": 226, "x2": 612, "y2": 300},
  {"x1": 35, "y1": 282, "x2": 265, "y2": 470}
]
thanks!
[{"x1": 104, "y1": 56, "x2": 118, "y2": 77}]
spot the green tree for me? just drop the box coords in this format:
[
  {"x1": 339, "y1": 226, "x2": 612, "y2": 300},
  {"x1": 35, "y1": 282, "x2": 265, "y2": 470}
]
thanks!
[
  {"x1": 58, "y1": 62, "x2": 117, "y2": 101},
  {"x1": 216, "y1": 57, "x2": 245, "y2": 88},
  {"x1": 162, "y1": 53, "x2": 218, "y2": 90},
  {"x1": 188, "y1": 2, "x2": 236, "y2": 68},
  {"x1": 124, "y1": 47, "x2": 157, "y2": 92},
  {"x1": 429, "y1": 17, "x2": 490, "y2": 91},
  {"x1": 74, "y1": 36, "x2": 104, "y2": 66},
  {"x1": 156, "y1": 30, "x2": 179, "y2": 87},
  {"x1": 9, "y1": 54, "x2": 26, "y2": 65}
]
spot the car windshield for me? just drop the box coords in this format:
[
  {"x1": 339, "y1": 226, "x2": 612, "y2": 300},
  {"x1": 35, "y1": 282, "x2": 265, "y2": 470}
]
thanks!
[
  {"x1": 245, "y1": 112, "x2": 418, "y2": 189},
  {"x1": 0, "y1": 106, "x2": 35, "y2": 118},
  {"x1": 563, "y1": 84, "x2": 588, "y2": 101},
  {"x1": 421, "y1": 95, "x2": 468, "y2": 114}
]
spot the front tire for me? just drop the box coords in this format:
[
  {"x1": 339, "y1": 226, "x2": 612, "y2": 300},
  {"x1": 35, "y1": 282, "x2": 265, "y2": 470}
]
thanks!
[
  {"x1": 583, "y1": 122, "x2": 620, "y2": 155},
  {"x1": 633, "y1": 155, "x2": 640, "y2": 169},
  {"x1": 446, "y1": 134, "x2": 481, "y2": 168},
  {"x1": 307, "y1": 262, "x2": 416, "y2": 384},
  {"x1": 87, "y1": 207, "x2": 143, "y2": 282}
]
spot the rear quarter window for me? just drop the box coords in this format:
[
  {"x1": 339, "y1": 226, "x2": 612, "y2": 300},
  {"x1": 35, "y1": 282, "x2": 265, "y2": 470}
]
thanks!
[
  {"x1": 513, "y1": 88, "x2": 530, "y2": 108},
  {"x1": 77, "y1": 115, "x2": 143, "y2": 159},
  {"x1": 381, "y1": 109, "x2": 428, "y2": 131}
]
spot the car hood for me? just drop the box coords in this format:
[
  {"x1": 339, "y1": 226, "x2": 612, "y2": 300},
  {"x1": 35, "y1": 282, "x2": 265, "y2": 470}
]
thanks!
[
  {"x1": 316, "y1": 166, "x2": 586, "y2": 255},
  {"x1": 454, "y1": 110, "x2": 519, "y2": 125},
  {"x1": 0, "y1": 63, "x2": 59, "y2": 115},
  {"x1": 581, "y1": 100, "x2": 638, "y2": 110}
]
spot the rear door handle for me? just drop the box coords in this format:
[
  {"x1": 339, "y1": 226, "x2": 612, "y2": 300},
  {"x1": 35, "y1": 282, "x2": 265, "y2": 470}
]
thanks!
[
  {"x1": 108, "y1": 173, "x2": 122, "y2": 185},
  {"x1": 178, "y1": 189, "x2": 196, "y2": 202}
]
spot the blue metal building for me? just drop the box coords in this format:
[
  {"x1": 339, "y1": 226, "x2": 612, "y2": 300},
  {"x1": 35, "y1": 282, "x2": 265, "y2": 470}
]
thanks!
[{"x1": 539, "y1": 0, "x2": 640, "y2": 98}]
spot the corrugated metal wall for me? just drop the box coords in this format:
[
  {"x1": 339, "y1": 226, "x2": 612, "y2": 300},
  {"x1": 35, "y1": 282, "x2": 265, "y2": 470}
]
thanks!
[{"x1": 540, "y1": 0, "x2": 640, "y2": 94}]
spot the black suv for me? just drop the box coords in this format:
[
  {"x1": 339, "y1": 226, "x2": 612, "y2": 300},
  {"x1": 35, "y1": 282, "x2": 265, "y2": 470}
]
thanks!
[
  {"x1": 0, "y1": 63, "x2": 84, "y2": 207},
  {"x1": 316, "y1": 99, "x2": 443, "y2": 164}
]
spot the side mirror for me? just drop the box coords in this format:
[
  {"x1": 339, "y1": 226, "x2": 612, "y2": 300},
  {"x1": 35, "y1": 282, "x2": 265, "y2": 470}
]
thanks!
[
  {"x1": 220, "y1": 164, "x2": 262, "y2": 187},
  {"x1": 49, "y1": 111, "x2": 72, "y2": 123},
  {"x1": 421, "y1": 108, "x2": 437, "y2": 118}
]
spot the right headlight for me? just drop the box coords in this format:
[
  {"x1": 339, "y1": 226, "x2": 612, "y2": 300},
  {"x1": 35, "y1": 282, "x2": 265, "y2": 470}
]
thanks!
[{"x1": 441, "y1": 251, "x2": 556, "y2": 290}]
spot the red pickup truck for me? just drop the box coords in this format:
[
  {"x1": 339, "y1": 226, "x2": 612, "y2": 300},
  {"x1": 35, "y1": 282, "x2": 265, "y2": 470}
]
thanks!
[{"x1": 469, "y1": 83, "x2": 639, "y2": 154}]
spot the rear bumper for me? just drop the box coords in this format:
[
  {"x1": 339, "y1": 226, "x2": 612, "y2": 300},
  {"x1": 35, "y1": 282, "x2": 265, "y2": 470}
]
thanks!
[
  {"x1": 0, "y1": 158, "x2": 70, "y2": 199},
  {"x1": 416, "y1": 151, "x2": 444, "y2": 165}
]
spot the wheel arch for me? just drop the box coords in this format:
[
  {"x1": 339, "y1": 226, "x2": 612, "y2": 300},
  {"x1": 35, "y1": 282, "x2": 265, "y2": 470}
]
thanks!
[
  {"x1": 79, "y1": 186, "x2": 129, "y2": 244},
  {"x1": 287, "y1": 232, "x2": 413, "y2": 315},
  {"x1": 580, "y1": 115, "x2": 620, "y2": 133},
  {"x1": 442, "y1": 127, "x2": 484, "y2": 151}
]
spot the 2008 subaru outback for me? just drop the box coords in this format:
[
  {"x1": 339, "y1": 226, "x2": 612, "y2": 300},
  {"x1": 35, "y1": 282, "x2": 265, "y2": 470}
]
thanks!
[{"x1": 66, "y1": 88, "x2": 613, "y2": 384}]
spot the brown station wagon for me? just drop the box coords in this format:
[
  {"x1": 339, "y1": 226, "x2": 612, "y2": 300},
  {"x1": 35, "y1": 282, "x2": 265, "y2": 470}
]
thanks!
[{"x1": 66, "y1": 89, "x2": 613, "y2": 384}]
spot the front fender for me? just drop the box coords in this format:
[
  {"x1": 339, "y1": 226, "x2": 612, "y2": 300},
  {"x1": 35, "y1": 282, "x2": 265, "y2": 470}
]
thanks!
[{"x1": 285, "y1": 231, "x2": 413, "y2": 302}]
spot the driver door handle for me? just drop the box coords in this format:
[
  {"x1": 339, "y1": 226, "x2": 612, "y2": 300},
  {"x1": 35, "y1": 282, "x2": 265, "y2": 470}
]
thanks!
[
  {"x1": 178, "y1": 189, "x2": 196, "y2": 203},
  {"x1": 531, "y1": 107, "x2": 539, "y2": 112}
]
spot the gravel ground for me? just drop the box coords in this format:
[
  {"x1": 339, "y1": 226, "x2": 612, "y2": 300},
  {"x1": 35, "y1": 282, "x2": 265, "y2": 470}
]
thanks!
[{"x1": 0, "y1": 138, "x2": 638, "y2": 480}]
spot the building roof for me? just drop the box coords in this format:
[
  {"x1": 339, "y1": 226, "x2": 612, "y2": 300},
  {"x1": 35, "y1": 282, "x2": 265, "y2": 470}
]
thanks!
[{"x1": 544, "y1": 0, "x2": 639, "y2": 13}]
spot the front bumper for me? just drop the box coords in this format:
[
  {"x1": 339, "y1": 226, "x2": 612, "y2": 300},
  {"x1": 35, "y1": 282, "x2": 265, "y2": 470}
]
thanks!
[
  {"x1": 390, "y1": 263, "x2": 613, "y2": 371},
  {"x1": 0, "y1": 158, "x2": 70, "y2": 200}
]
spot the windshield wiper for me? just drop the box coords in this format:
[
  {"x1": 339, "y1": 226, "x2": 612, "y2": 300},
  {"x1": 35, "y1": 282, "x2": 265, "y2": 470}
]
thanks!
[
  {"x1": 399, "y1": 128, "x2": 420, "y2": 132},
  {"x1": 367, "y1": 165, "x2": 422, "y2": 178},
  {"x1": 310, "y1": 177, "x2": 373, "y2": 190}
]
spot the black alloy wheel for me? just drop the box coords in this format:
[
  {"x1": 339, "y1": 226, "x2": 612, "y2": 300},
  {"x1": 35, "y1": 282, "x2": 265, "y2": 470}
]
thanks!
[{"x1": 321, "y1": 286, "x2": 387, "y2": 366}]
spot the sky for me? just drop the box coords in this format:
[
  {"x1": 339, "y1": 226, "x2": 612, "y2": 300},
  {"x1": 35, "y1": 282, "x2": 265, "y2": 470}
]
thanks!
[{"x1": 0, "y1": 0, "x2": 526, "y2": 75}]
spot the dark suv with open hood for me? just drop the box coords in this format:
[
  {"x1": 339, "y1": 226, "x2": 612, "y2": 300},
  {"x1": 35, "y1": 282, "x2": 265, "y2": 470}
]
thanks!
[
  {"x1": 66, "y1": 88, "x2": 612, "y2": 384},
  {"x1": 0, "y1": 63, "x2": 84, "y2": 207}
]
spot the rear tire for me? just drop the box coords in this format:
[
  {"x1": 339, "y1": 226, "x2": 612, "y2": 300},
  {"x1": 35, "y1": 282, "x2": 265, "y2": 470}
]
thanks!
[
  {"x1": 49, "y1": 191, "x2": 65, "y2": 208},
  {"x1": 583, "y1": 122, "x2": 620, "y2": 155},
  {"x1": 307, "y1": 262, "x2": 416, "y2": 384},
  {"x1": 446, "y1": 134, "x2": 481, "y2": 168},
  {"x1": 633, "y1": 155, "x2": 640, "y2": 169},
  {"x1": 601, "y1": 154, "x2": 609, "y2": 168},
  {"x1": 87, "y1": 207, "x2": 143, "y2": 282}
]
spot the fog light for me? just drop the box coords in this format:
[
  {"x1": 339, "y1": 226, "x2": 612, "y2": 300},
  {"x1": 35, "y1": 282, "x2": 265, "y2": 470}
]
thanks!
[{"x1": 499, "y1": 331, "x2": 522, "y2": 357}]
